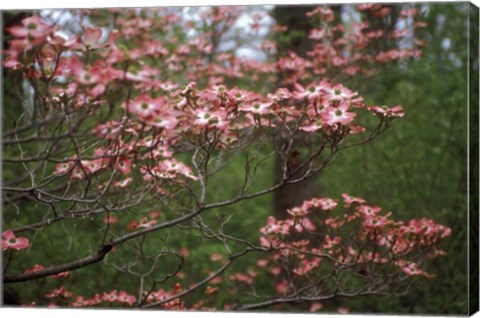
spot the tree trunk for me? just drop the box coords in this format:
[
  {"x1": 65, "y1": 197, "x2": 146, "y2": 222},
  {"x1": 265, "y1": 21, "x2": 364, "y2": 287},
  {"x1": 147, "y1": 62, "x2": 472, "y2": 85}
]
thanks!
[{"x1": 272, "y1": 5, "x2": 342, "y2": 216}]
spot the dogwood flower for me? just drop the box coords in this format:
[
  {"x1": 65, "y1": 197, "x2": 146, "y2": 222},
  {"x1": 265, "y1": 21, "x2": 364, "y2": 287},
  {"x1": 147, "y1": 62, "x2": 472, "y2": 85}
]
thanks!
[
  {"x1": 2, "y1": 230, "x2": 29, "y2": 251},
  {"x1": 368, "y1": 105, "x2": 405, "y2": 118},
  {"x1": 8, "y1": 15, "x2": 55, "y2": 40},
  {"x1": 126, "y1": 95, "x2": 166, "y2": 119},
  {"x1": 321, "y1": 103, "x2": 356, "y2": 126}
]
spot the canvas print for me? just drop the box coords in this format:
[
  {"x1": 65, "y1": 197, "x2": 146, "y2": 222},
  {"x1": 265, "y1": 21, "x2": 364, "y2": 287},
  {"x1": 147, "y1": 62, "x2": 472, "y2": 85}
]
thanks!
[{"x1": 1, "y1": 2, "x2": 478, "y2": 315}]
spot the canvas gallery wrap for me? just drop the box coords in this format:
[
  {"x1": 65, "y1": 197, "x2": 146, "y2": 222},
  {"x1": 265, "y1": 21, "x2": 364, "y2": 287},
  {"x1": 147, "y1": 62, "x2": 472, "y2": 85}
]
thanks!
[{"x1": 1, "y1": 2, "x2": 478, "y2": 315}]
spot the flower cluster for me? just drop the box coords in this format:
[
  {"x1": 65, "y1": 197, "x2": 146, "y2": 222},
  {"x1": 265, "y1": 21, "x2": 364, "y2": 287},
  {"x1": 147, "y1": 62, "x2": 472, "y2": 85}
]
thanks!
[
  {"x1": 258, "y1": 194, "x2": 451, "y2": 287},
  {"x1": 41, "y1": 287, "x2": 136, "y2": 307},
  {"x1": 2, "y1": 9, "x2": 414, "y2": 198},
  {"x1": 36, "y1": 76, "x2": 400, "y2": 194}
]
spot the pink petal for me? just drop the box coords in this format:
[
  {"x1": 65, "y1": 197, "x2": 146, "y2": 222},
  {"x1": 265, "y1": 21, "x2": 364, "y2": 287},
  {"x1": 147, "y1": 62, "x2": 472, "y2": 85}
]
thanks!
[
  {"x1": 84, "y1": 27, "x2": 103, "y2": 46},
  {"x1": 13, "y1": 237, "x2": 29, "y2": 250},
  {"x1": 2, "y1": 230, "x2": 15, "y2": 240}
]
